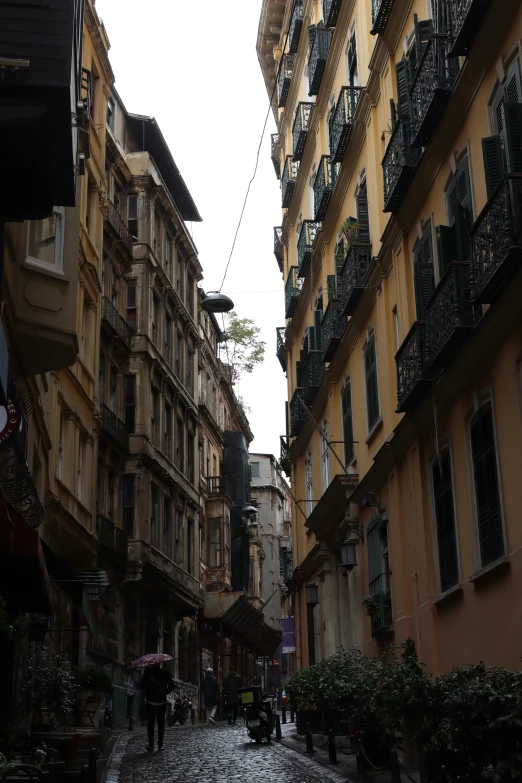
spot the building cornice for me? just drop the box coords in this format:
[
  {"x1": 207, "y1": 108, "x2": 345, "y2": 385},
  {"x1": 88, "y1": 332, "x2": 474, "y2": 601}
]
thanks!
[{"x1": 85, "y1": 1, "x2": 115, "y2": 85}]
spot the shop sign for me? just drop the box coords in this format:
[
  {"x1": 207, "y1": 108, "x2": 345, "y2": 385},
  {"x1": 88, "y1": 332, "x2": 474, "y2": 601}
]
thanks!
[
  {"x1": 85, "y1": 583, "x2": 103, "y2": 602},
  {"x1": 0, "y1": 400, "x2": 20, "y2": 449}
]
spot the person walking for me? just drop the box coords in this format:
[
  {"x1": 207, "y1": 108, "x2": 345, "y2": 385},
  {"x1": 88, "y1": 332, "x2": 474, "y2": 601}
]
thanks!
[
  {"x1": 202, "y1": 667, "x2": 220, "y2": 725},
  {"x1": 222, "y1": 666, "x2": 242, "y2": 726},
  {"x1": 141, "y1": 663, "x2": 176, "y2": 751}
]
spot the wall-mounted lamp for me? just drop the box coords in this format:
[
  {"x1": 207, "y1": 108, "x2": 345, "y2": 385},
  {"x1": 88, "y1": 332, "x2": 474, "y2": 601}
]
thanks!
[
  {"x1": 341, "y1": 538, "x2": 358, "y2": 571},
  {"x1": 305, "y1": 580, "x2": 319, "y2": 606}
]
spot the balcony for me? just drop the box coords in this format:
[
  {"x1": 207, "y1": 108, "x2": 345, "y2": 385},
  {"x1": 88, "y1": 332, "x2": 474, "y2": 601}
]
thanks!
[
  {"x1": 470, "y1": 175, "x2": 522, "y2": 304},
  {"x1": 370, "y1": 0, "x2": 396, "y2": 35},
  {"x1": 426, "y1": 262, "x2": 474, "y2": 369},
  {"x1": 321, "y1": 298, "x2": 346, "y2": 362},
  {"x1": 339, "y1": 243, "x2": 372, "y2": 316},
  {"x1": 292, "y1": 102, "x2": 313, "y2": 162},
  {"x1": 276, "y1": 327, "x2": 287, "y2": 372},
  {"x1": 97, "y1": 515, "x2": 128, "y2": 558},
  {"x1": 280, "y1": 435, "x2": 291, "y2": 477},
  {"x1": 323, "y1": 0, "x2": 342, "y2": 27},
  {"x1": 282, "y1": 156, "x2": 299, "y2": 208},
  {"x1": 447, "y1": 0, "x2": 491, "y2": 57},
  {"x1": 274, "y1": 227, "x2": 284, "y2": 273},
  {"x1": 101, "y1": 297, "x2": 133, "y2": 350},
  {"x1": 103, "y1": 200, "x2": 134, "y2": 254},
  {"x1": 409, "y1": 36, "x2": 457, "y2": 148},
  {"x1": 314, "y1": 156, "x2": 335, "y2": 221},
  {"x1": 207, "y1": 476, "x2": 227, "y2": 496},
  {"x1": 308, "y1": 27, "x2": 333, "y2": 97},
  {"x1": 100, "y1": 404, "x2": 130, "y2": 451},
  {"x1": 288, "y1": 0, "x2": 304, "y2": 54},
  {"x1": 297, "y1": 221, "x2": 318, "y2": 278},
  {"x1": 302, "y1": 350, "x2": 325, "y2": 407},
  {"x1": 382, "y1": 120, "x2": 421, "y2": 213},
  {"x1": 329, "y1": 87, "x2": 362, "y2": 164},
  {"x1": 271, "y1": 134, "x2": 281, "y2": 179},
  {"x1": 290, "y1": 387, "x2": 306, "y2": 437},
  {"x1": 395, "y1": 322, "x2": 431, "y2": 413},
  {"x1": 285, "y1": 267, "x2": 301, "y2": 318},
  {"x1": 278, "y1": 54, "x2": 295, "y2": 108}
]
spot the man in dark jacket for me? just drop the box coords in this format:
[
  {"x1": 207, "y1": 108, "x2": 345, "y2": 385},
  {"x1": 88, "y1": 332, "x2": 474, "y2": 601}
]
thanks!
[
  {"x1": 141, "y1": 664, "x2": 176, "y2": 751},
  {"x1": 222, "y1": 666, "x2": 242, "y2": 726},
  {"x1": 202, "y1": 667, "x2": 220, "y2": 724}
]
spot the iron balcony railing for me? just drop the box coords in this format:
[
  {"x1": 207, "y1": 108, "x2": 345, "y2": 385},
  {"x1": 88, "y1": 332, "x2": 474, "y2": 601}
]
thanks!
[
  {"x1": 288, "y1": 0, "x2": 304, "y2": 54},
  {"x1": 409, "y1": 35, "x2": 458, "y2": 148},
  {"x1": 290, "y1": 387, "x2": 306, "y2": 437},
  {"x1": 271, "y1": 134, "x2": 281, "y2": 179},
  {"x1": 426, "y1": 261, "x2": 474, "y2": 369},
  {"x1": 329, "y1": 87, "x2": 362, "y2": 164},
  {"x1": 285, "y1": 267, "x2": 301, "y2": 318},
  {"x1": 323, "y1": 0, "x2": 342, "y2": 27},
  {"x1": 97, "y1": 515, "x2": 128, "y2": 557},
  {"x1": 447, "y1": 0, "x2": 491, "y2": 57},
  {"x1": 274, "y1": 226, "x2": 284, "y2": 273},
  {"x1": 101, "y1": 297, "x2": 133, "y2": 350},
  {"x1": 371, "y1": 0, "x2": 396, "y2": 35},
  {"x1": 370, "y1": 589, "x2": 393, "y2": 637},
  {"x1": 100, "y1": 403, "x2": 130, "y2": 451},
  {"x1": 276, "y1": 327, "x2": 287, "y2": 372},
  {"x1": 280, "y1": 435, "x2": 291, "y2": 476},
  {"x1": 278, "y1": 54, "x2": 295, "y2": 108},
  {"x1": 282, "y1": 156, "x2": 299, "y2": 208},
  {"x1": 395, "y1": 321, "x2": 431, "y2": 413},
  {"x1": 115, "y1": 526, "x2": 128, "y2": 558},
  {"x1": 302, "y1": 350, "x2": 325, "y2": 407},
  {"x1": 297, "y1": 220, "x2": 318, "y2": 278},
  {"x1": 103, "y1": 200, "x2": 134, "y2": 254},
  {"x1": 314, "y1": 155, "x2": 335, "y2": 221},
  {"x1": 470, "y1": 174, "x2": 522, "y2": 304},
  {"x1": 321, "y1": 297, "x2": 346, "y2": 362},
  {"x1": 339, "y1": 242, "x2": 372, "y2": 316},
  {"x1": 292, "y1": 102, "x2": 313, "y2": 162},
  {"x1": 207, "y1": 476, "x2": 227, "y2": 496},
  {"x1": 382, "y1": 119, "x2": 421, "y2": 213},
  {"x1": 308, "y1": 27, "x2": 333, "y2": 97}
]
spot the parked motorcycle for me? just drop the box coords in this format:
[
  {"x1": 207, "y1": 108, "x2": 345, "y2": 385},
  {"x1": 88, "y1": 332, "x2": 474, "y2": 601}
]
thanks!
[
  {"x1": 238, "y1": 686, "x2": 273, "y2": 744},
  {"x1": 168, "y1": 695, "x2": 192, "y2": 726}
]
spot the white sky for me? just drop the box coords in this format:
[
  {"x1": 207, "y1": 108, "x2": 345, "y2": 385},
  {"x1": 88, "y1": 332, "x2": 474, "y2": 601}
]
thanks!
[{"x1": 95, "y1": 0, "x2": 286, "y2": 456}]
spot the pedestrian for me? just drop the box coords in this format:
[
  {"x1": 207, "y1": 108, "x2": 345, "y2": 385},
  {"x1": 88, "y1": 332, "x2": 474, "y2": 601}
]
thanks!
[
  {"x1": 202, "y1": 667, "x2": 220, "y2": 725},
  {"x1": 222, "y1": 666, "x2": 242, "y2": 726},
  {"x1": 141, "y1": 663, "x2": 176, "y2": 752}
]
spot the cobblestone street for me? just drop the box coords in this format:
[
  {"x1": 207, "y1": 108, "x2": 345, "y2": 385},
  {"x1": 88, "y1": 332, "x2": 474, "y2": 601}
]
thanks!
[{"x1": 109, "y1": 724, "x2": 349, "y2": 783}]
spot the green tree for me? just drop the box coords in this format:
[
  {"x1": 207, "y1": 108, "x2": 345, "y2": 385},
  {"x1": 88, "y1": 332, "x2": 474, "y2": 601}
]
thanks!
[{"x1": 221, "y1": 312, "x2": 266, "y2": 384}]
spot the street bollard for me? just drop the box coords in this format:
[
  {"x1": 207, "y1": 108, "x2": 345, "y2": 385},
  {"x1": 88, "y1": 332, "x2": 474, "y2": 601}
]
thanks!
[
  {"x1": 328, "y1": 729, "x2": 339, "y2": 765},
  {"x1": 355, "y1": 740, "x2": 366, "y2": 778},
  {"x1": 282, "y1": 707, "x2": 287, "y2": 724},
  {"x1": 305, "y1": 723, "x2": 314, "y2": 755},
  {"x1": 389, "y1": 749, "x2": 401, "y2": 783},
  {"x1": 128, "y1": 713, "x2": 134, "y2": 731},
  {"x1": 275, "y1": 713, "x2": 282, "y2": 741},
  {"x1": 290, "y1": 708, "x2": 295, "y2": 723}
]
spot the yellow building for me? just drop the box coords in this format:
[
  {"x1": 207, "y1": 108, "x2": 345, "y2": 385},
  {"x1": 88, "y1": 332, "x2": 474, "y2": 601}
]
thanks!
[{"x1": 258, "y1": 0, "x2": 522, "y2": 674}]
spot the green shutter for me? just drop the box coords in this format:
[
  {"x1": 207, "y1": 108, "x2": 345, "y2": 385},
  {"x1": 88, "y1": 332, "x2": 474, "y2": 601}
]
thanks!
[
  {"x1": 395, "y1": 60, "x2": 410, "y2": 120},
  {"x1": 327, "y1": 274, "x2": 337, "y2": 300},
  {"x1": 436, "y1": 224, "x2": 458, "y2": 277},
  {"x1": 341, "y1": 382, "x2": 354, "y2": 465},
  {"x1": 413, "y1": 226, "x2": 435, "y2": 320},
  {"x1": 308, "y1": 326, "x2": 316, "y2": 351},
  {"x1": 365, "y1": 336, "x2": 379, "y2": 430},
  {"x1": 313, "y1": 310, "x2": 323, "y2": 351},
  {"x1": 432, "y1": 448, "x2": 459, "y2": 593},
  {"x1": 504, "y1": 59, "x2": 522, "y2": 105},
  {"x1": 482, "y1": 135, "x2": 505, "y2": 197},
  {"x1": 356, "y1": 181, "x2": 370, "y2": 243},
  {"x1": 502, "y1": 102, "x2": 522, "y2": 174}
]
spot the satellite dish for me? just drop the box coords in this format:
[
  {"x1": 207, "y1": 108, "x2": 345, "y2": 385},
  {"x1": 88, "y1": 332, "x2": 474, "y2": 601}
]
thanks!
[{"x1": 201, "y1": 292, "x2": 234, "y2": 313}]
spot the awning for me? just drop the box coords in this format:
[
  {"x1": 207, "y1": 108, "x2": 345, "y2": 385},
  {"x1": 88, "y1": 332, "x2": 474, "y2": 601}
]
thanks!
[{"x1": 222, "y1": 595, "x2": 281, "y2": 657}]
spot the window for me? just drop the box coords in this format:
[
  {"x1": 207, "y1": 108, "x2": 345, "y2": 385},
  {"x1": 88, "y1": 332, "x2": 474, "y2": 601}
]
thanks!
[
  {"x1": 176, "y1": 332, "x2": 183, "y2": 379},
  {"x1": 186, "y1": 348, "x2": 194, "y2": 394},
  {"x1": 126, "y1": 283, "x2": 137, "y2": 331},
  {"x1": 208, "y1": 517, "x2": 221, "y2": 567},
  {"x1": 200, "y1": 523, "x2": 205, "y2": 563},
  {"x1": 356, "y1": 179, "x2": 370, "y2": 242},
  {"x1": 413, "y1": 222, "x2": 435, "y2": 320},
  {"x1": 305, "y1": 454, "x2": 313, "y2": 517},
  {"x1": 320, "y1": 420, "x2": 330, "y2": 491},
  {"x1": 212, "y1": 454, "x2": 217, "y2": 477},
  {"x1": 225, "y1": 515, "x2": 231, "y2": 571},
  {"x1": 175, "y1": 506, "x2": 182, "y2": 564},
  {"x1": 187, "y1": 432, "x2": 195, "y2": 483},
  {"x1": 108, "y1": 471, "x2": 116, "y2": 523},
  {"x1": 347, "y1": 28, "x2": 358, "y2": 87},
  {"x1": 165, "y1": 314, "x2": 172, "y2": 365},
  {"x1": 124, "y1": 375, "x2": 136, "y2": 433},
  {"x1": 109, "y1": 366, "x2": 118, "y2": 413},
  {"x1": 152, "y1": 295, "x2": 159, "y2": 345},
  {"x1": 206, "y1": 440, "x2": 211, "y2": 479},
  {"x1": 86, "y1": 182, "x2": 97, "y2": 241},
  {"x1": 164, "y1": 497, "x2": 172, "y2": 559},
  {"x1": 366, "y1": 515, "x2": 392, "y2": 635},
  {"x1": 469, "y1": 401, "x2": 505, "y2": 567},
  {"x1": 176, "y1": 416, "x2": 185, "y2": 471},
  {"x1": 393, "y1": 307, "x2": 400, "y2": 350},
  {"x1": 150, "y1": 484, "x2": 159, "y2": 549},
  {"x1": 27, "y1": 208, "x2": 64, "y2": 271},
  {"x1": 154, "y1": 210, "x2": 162, "y2": 261},
  {"x1": 432, "y1": 447, "x2": 459, "y2": 593},
  {"x1": 164, "y1": 403, "x2": 172, "y2": 459},
  {"x1": 165, "y1": 233, "x2": 172, "y2": 275},
  {"x1": 199, "y1": 442, "x2": 204, "y2": 478},
  {"x1": 437, "y1": 157, "x2": 472, "y2": 275},
  {"x1": 187, "y1": 517, "x2": 194, "y2": 575},
  {"x1": 106, "y1": 97, "x2": 115, "y2": 129},
  {"x1": 90, "y1": 62, "x2": 99, "y2": 122},
  {"x1": 251, "y1": 462, "x2": 260, "y2": 478},
  {"x1": 58, "y1": 409, "x2": 64, "y2": 480},
  {"x1": 127, "y1": 194, "x2": 138, "y2": 240},
  {"x1": 483, "y1": 59, "x2": 522, "y2": 196},
  {"x1": 111, "y1": 267, "x2": 119, "y2": 308},
  {"x1": 364, "y1": 333, "x2": 380, "y2": 432},
  {"x1": 151, "y1": 387, "x2": 159, "y2": 445},
  {"x1": 77, "y1": 434, "x2": 84, "y2": 500},
  {"x1": 187, "y1": 274, "x2": 195, "y2": 318},
  {"x1": 122, "y1": 475, "x2": 135, "y2": 536}
]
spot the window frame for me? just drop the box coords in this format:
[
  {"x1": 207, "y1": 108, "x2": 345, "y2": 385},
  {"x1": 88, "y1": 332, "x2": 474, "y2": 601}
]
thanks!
[
  {"x1": 26, "y1": 207, "x2": 65, "y2": 273},
  {"x1": 428, "y1": 441, "x2": 461, "y2": 595},
  {"x1": 363, "y1": 329, "x2": 381, "y2": 435}
]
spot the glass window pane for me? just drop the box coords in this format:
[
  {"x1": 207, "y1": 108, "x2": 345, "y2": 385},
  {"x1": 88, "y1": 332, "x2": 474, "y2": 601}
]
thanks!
[{"x1": 28, "y1": 215, "x2": 57, "y2": 264}]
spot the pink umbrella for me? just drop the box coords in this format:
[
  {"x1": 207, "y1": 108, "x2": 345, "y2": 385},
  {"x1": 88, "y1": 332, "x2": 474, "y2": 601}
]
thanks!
[{"x1": 131, "y1": 653, "x2": 173, "y2": 669}]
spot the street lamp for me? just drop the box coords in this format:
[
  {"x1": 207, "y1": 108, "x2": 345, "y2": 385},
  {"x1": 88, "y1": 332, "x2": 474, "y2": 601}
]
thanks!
[
  {"x1": 201, "y1": 291, "x2": 235, "y2": 313},
  {"x1": 305, "y1": 580, "x2": 319, "y2": 606},
  {"x1": 242, "y1": 504, "x2": 258, "y2": 516},
  {"x1": 341, "y1": 538, "x2": 358, "y2": 571}
]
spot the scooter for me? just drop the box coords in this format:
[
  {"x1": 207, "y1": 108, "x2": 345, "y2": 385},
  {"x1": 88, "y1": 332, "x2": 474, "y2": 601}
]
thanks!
[
  {"x1": 238, "y1": 686, "x2": 273, "y2": 744},
  {"x1": 168, "y1": 695, "x2": 192, "y2": 726}
]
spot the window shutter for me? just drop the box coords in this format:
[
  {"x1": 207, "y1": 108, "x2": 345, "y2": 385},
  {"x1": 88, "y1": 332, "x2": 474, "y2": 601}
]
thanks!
[
  {"x1": 436, "y1": 225, "x2": 458, "y2": 277},
  {"x1": 327, "y1": 274, "x2": 337, "y2": 300},
  {"x1": 366, "y1": 516, "x2": 381, "y2": 588},
  {"x1": 504, "y1": 59, "x2": 522, "y2": 105},
  {"x1": 296, "y1": 360, "x2": 302, "y2": 387},
  {"x1": 413, "y1": 226, "x2": 435, "y2": 320},
  {"x1": 341, "y1": 381, "x2": 354, "y2": 465},
  {"x1": 470, "y1": 403, "x2": 505, "y2": 567},
  {"x1": 365, "y1": 335, "x2": 380, "y2": 430},
  {"x1": 308, "y1": 325, "x2": 316, "y2": 351},
  {"x1": 356, "y1": 181, "x2": 370, "y2": 243},
  {"x1": 307, "y1": 25, "x2": 317, "y2": 48},
  {"x1": 482, "y1": 135, "x2": 505, "y2": 197},
  {"x1": 313, "y1": 310, "x2": 323, "y2": 351},
  {"x1": 432, "y1": 448, "x2": 459, "y2": 593},
  {"x1": 502, "y1": 102, "x2": 522, "y2": 174},
  {"x1": 395, "y1": 60, "x2": 410, "y2": 121}
]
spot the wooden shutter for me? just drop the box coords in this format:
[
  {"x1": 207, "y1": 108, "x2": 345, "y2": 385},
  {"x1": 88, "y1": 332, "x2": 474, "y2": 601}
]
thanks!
[
  {"x1": 313, "y1": 310, "x2": 323, "y2": 351},
  {"x1": 364, "y1": 335, "x2": 380, "y2": 431},
  {"x1": 436, "y1": 225, "x2": 458, "y2": 278},
  {"x1": 470, "y1": 402, "x2": 505, "y2": 567},
  {"x1": 356, "y1": 181, "x2": 370, "y2": 243},
  {"x1": 307, "y1": 325, "x2": 316, "y2": 351},
  {"x1": 327, "y1": 274, "x2": 337, "y2": 300},
  {"x1": 395, "y1": 60, "x2": 410, "y2": 121},
  {"x1": 432, "y1": 448, "x2": 459, "y2": 593},
  {"x1": 454, "y1": 157, "x2": 472, "y2": 260},
  {"x1": 413, "y1": 225, "x2": 435, "y2": 320},
  {"x1": 502, "y1": 102, "x2": 522, "y2": 174},
  {"x1": 482, "y1": 135, "x2": 505, "y2": 197},
  {"x1": 341, "y1": 381, "x2": 354, "y2": 466},
  {"x1": 295, "y1": 359, "x2": 302, "y2": 387}
]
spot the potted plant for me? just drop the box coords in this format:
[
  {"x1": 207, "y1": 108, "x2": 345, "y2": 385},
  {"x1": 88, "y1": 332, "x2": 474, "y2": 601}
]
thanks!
[{"x1": 340, "y1": 217, "x2": 359, "y2": 249}]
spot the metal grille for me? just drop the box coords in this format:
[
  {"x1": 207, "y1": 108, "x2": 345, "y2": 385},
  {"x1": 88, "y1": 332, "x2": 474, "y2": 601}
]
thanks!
[
  {"x1": 323, "y1": 0, "x2": 342, "y2": 27},
  {"x1": 366, "y1": 515, "x2": 392, "y2": 636},
  {"x1": 278, "y1": 54, "x2": 295, "y2": 108},
  {"x1": 271, "y1": 134, "x2": 281, "y2": 179},
  {"x1": 292, "y1": 102, "x2": 313, "y2": 162},
  {"x1": 102, "y1": 200, "x2": 133, "y2": 254},
  {"x1": 100, "y1": 404, "x2": 130, "y2": 451},
  {"x1": 339, "y1": 242, "x2": 372, "y2": 316},
  {"x1": 313, "y1": 155, "x2": 335, "y2": 221},
  {"x1": 285, "y1": 267, "x2": 301, "y2": 318},
  {"x1": 302, "y1": 351, "x2": 325, "y2": 407},
  {"x1": 101, "y1": 297, "x2": 133, "y2": 350},
  {"x1": 321, "y1": 298, "x2": 346, "y2": 362},
  {"x1": 370, "y1": 0, "x2": 396, "y2": 35},
  {"x1": 290, "y1": 387, "x2": 306, "y2": 436},
  {"x1": 276, "y1": 327, "x2": 287, "y2": 372},
  {"x1": 308, "y1": 27, "x2": 333, "y2": 96},
  {"x1": 282, "y1": 156, "x2": 299, "y2": 209},
  {"x1": 297, "y1": 220, "x2": 318, "y2": 277},
  {"x1": 395, "y1": 321, "x2": 430, "y2": 413},
  {"x1": 382, "y1": 119, "x2": 421, "y2": 213},
  {"x1": 329, "y1": 87, "x2": 362, "y2": 163},
  {"x1": 426, "y1": 261, "x2": 474, "y2": 368},
  {"x1": 274, "y1": 226, "x2": 284, "y2": 273},
  {"x1": 288, "y1": 0, "x2": 304, "y2": 54},
  {"x1": 447, "y1": 0, "x2": 491, "y2": 57},
  {"x1": 409, "y1": 35, "x2": 457, "y2": 148}
]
